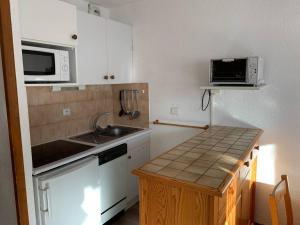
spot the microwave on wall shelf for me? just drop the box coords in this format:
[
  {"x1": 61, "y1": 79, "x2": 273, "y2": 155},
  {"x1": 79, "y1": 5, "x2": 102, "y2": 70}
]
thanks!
[
  {"x1": 209, "y1": 57, "x2": 264, "y2": 86},
  {"x1": 22, "y1": 45, "x2": 70, "y2": 83}
]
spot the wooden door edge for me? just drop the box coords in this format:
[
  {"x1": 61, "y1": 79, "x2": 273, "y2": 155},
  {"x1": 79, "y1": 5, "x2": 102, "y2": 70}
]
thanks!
[{"x1": 0, "y1": 1, "x2": 29, "y2": 225}]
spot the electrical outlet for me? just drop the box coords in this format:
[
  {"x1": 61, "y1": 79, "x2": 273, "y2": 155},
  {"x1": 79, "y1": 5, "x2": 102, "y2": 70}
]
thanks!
[
  {"x1": 170, "y1": 107, "x2": 179, "y2": 115},
  {"x1": 63, "y1": 108, "x2": 71, "y2": 116}
]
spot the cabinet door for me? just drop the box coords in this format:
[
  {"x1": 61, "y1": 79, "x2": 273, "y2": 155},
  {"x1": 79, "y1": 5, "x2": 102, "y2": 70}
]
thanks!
[
  {"x1": 19, "y1": 0, "x2": 77, "y2": 46},
  {"x1": 240, "y1": 172, "x2": 251, "y2": 225},
  {"x1": 107, "y1": 20, "x2": 132, "y2": 84},
  {"x1": 249, "y1": 157, "x2": 257, "y2": 222},
  {"x1": 127, "y1": 142, "x2": 150, "y2": 206},
  {"x1": 235, "y1": 194, "x2": 242, "y2": 225},
  {"x1": 77, "y1": 11, "x2": 109, "y2": 85},
  {"x1": 35, "y1": 157, "x2": 101, "y2": 225},
  {"x1": 226, "y1": 178, "x2": 237, "y2": 225}
]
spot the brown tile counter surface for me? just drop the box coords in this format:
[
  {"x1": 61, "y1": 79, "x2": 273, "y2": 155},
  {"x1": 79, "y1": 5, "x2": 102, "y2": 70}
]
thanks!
[{"x1": 134, "y1": 126, "x2": 263, "y2": 196}]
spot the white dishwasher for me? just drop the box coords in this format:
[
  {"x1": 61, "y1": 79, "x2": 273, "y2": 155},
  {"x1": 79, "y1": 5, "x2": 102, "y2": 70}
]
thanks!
[{"x1": 97, "y1": 144, "x2": 127, "y2": 224}]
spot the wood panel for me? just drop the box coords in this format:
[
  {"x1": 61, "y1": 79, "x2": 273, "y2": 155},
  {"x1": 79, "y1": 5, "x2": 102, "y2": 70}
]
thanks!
[
  {"x1": 0, "y1": 1, "x2": 29, "y2": 225},
  {"x1": 139, "y1": 176, "x2": 212, "y2": 225},
  {"x1": 250, "y1": 157, "x2": 257, "y2": 222},
  {"x1": 240, "y1": 171, "x2": 251, "y2": 225},
  {"x1": 203, "y1": 154, "x2": 257, "y2": 225},
  {"x1": 136, "y1": 143, "x2": 260, "y2": 225}
]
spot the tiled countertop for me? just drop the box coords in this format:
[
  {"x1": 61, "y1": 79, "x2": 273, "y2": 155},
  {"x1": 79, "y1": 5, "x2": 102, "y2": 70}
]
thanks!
[{"x1": 134, "y1": 126, "x2": 263, "y2": 196}]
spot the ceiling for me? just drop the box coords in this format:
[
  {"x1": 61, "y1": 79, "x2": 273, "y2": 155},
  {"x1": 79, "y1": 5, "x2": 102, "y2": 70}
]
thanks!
[{"x1": 89, "y1": 0, "x2": 141, "y2": 8}]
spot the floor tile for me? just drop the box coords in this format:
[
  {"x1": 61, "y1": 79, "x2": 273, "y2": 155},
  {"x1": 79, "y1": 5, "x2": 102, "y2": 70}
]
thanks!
[{"x1": 107, "y1": 204, "x2": 139, "y2": 225}]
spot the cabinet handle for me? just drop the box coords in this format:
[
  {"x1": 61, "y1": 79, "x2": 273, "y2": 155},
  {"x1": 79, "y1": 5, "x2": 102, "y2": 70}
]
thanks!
[
  {"x1": 104, "y1": 75, "x2": 109, "y2": 80},
  {"x1": 39, "y1": 184, "x2": 50, "y2": 213},
  {"x1": 71, "y1": 34, "x2": 78, "y2": 40},
  {"x1": 244, "y1": 161, "x2": 250, "y2": 167},
  {"x1": 128, "y1": 155, "x2": 132, "y2": 159},
  {"x1": 250, "y1": 151, "x2": 253, "y2": 160},
  {"x1": 110, "y1": 75, "x2": 115, "y2": 80}
]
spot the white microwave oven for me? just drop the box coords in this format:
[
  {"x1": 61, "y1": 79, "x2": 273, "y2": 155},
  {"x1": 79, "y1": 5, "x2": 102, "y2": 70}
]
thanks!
[
  {"x1": 22, "y1": 45, "x2": 70, "y2": 83},
  {"x1": 209, "y1": 57, "x2": 264, "y2": 86}
]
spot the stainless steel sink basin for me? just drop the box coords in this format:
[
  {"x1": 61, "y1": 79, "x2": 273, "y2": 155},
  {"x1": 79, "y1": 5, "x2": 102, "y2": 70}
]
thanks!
[
  {"x1": 96, "y1": 126, "x2": 126, "y2": 137},
  {"x1": 70, "y1": 126, "x2": 143, "y2": 144}
]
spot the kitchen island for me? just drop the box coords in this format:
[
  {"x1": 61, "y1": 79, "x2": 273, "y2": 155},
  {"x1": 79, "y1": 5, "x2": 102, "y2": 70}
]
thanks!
[{"x1": 133, "y1": 126, "x2": 263, "y2": 225}]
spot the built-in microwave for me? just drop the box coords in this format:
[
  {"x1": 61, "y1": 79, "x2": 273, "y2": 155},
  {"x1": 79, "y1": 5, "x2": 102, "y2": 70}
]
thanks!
[
  {"x1": 209, "y1": 57, "x2": 264, "y2": 86},
  {"x1": 22, "y1": 45, "x2": 70, "y2": 83}
]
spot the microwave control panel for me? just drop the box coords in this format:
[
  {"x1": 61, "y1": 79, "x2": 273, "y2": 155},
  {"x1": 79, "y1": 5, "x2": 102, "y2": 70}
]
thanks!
[
  {"x1": 60, "y1": 51, "x2": 70, "y2": 80},
  {"x1": 247, "y1": 56, "x2": 264, "y2": 85},
  {"x1": 247, "y1": 57, "x2": 258, "y2": 84}
]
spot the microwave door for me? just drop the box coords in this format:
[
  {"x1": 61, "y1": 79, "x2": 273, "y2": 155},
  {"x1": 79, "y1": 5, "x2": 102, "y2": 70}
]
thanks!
[
  {"x1": 211, "y1": 59, "x2": 247, "y2": 84},
  {"x1": 22, "y1": 48, "x2": 62, "y2": 82}
]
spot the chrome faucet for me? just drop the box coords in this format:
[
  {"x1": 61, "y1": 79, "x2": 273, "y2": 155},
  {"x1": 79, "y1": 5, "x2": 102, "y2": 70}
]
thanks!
[{"x1": 93, "y1": 112, "x2": 111, "y2": 130}]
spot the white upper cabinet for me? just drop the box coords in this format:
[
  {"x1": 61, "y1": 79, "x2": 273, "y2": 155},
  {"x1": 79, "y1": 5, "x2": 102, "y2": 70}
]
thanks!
[
  {"x1": 107, "y1": 20, "x2": 132, "y2": 84},
  {"x1": 77, "y1": 11, "x2": 108, "y2": 85},
  {"x1": 76, "y1": 11, "x2": 133, "y2": 85},
  {"x1": 19, "y1": 0, "x2": 78, "y2": 46}
]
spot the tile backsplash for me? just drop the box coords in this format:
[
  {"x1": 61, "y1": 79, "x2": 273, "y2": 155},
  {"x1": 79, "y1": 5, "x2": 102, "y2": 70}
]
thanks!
[{"x1": 27, "y1": 83, "x2": 149, "y2": 146}]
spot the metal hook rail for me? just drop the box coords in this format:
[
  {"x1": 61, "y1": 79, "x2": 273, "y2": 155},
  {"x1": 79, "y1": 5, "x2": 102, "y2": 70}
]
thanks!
[{"x1": 153, "y1": 120, "x2": 209, "y2": 130}]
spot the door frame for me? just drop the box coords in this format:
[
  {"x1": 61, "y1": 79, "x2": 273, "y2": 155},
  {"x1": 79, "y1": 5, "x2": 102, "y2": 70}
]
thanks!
[{"x1": 0, "y1": 0, "x2": 29, "y2": 225}]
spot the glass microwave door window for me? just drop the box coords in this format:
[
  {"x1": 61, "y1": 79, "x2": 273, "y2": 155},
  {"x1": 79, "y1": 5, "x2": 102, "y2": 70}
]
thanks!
[
  {"x1": 212, "y1": 59, "x2": 247, "y2": 82},
  {"x1": 22, "y1": 50, "x2": 56, "y2": 75}
]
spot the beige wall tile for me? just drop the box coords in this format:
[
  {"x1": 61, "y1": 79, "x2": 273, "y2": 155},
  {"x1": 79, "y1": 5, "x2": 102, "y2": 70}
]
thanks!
[{"x1": 27, "y1": 84, "x2": 149, "y2": 146}]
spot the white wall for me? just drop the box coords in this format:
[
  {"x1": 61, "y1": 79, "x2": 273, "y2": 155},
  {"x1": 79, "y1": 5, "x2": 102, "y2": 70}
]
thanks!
[
  {"x1": 150, "y1": 124, "x2": 200, "y2": 158},
  {"x1": 62, "y1": 0, "x2": 110, "y2": 18},
  {"x1": 110, "y1": 0, "x2": 300, "y2": 224},
  {"x1": 0, "y1": 51, "x2": 18, "y2": 225}
]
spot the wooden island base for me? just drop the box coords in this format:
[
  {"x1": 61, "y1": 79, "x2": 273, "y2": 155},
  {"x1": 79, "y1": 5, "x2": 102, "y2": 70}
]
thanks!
[
  {"x1": 137, "y1": 157, "x2": 257, "y2": 225},
  {"x1": 134, "y1": 126, "x2": 262, "y2": 225}
]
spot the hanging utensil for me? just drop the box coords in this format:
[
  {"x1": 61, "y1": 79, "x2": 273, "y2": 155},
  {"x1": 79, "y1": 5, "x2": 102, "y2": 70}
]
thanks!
[
  {"x1": 130, "y1": 90, "x2": 141, "y2": 120},
  {"x1": 119, "y1": 90, "x2": 126, "y2": 117},
  {"x1": 124, "y1": 89, "x2": 131, "y2": 114},
  {"x1": 129, "y1": 90, "x2": 134, "y2": 119}
]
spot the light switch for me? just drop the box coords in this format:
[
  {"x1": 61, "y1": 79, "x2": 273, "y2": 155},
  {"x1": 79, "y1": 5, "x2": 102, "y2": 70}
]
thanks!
[
  {"x1": 170, "y1": 107, "x2": 179, "y2": 115},
  {"x1": 63, "y1": 108, "x2": 71, "y2": 116}
]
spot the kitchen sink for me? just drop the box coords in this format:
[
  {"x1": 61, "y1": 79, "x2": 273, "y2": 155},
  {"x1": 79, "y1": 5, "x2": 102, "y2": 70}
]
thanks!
[
  {"x1": 70, "y1": 126, "x2": 143, "y2": 144},
  {"x1": 96, "y1": 126, "x2": 128, "y2": 137}
]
